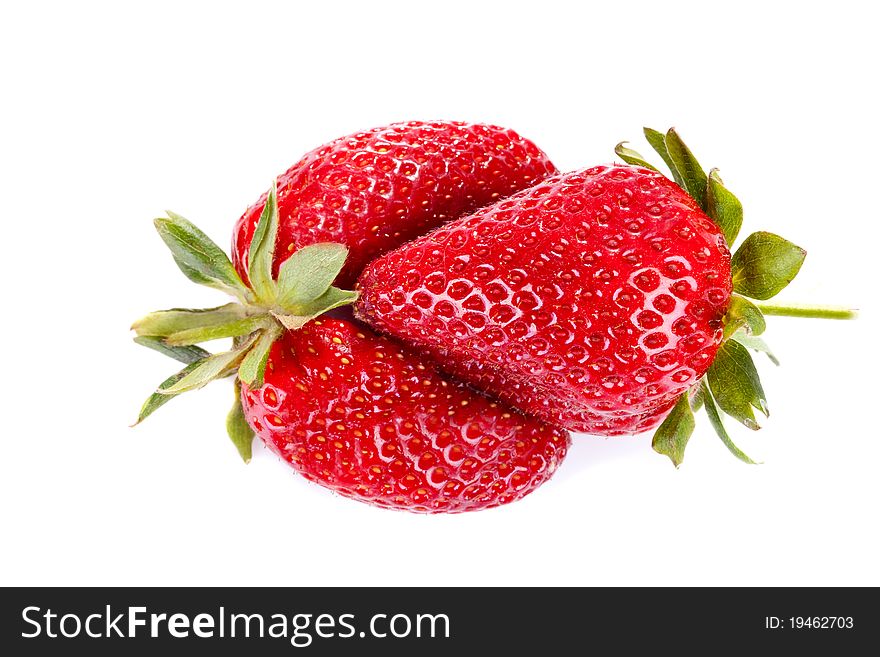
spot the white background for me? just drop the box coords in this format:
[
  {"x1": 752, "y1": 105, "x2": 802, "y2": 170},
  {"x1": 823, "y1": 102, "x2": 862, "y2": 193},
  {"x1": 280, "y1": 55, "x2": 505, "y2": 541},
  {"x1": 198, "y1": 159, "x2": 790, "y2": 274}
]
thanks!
[{"x1": 2, "y1": 1, "x2": 878, "y2": 587}]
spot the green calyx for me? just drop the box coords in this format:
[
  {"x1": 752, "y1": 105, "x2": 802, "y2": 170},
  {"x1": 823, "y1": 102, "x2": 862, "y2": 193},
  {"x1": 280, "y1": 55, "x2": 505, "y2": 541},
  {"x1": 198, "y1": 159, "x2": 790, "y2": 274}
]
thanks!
[
  {"x1": 616, "y1": 128, "x2": 857, "y2": 467},
  {"x1": 131, "y1": 180, "x2": 357, "y2": 461}
]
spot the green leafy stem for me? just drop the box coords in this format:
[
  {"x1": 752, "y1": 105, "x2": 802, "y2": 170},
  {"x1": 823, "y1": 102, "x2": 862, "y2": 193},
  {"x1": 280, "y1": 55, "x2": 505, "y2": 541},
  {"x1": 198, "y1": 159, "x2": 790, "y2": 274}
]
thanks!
[{"x1": 131, "y1": 180, "x2": 358, "y2": 461}]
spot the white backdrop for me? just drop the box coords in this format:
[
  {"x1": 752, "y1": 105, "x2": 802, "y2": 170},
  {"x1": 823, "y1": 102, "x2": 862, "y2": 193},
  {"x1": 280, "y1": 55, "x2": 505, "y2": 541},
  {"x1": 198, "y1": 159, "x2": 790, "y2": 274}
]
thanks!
[{"x1": 2, "y1": 1, "x2": 877, "y2": 586}]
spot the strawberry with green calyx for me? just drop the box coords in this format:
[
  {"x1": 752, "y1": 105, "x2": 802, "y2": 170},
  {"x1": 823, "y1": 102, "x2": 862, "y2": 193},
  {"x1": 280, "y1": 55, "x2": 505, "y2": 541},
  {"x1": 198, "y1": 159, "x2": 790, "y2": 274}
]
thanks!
[
  {"x1": 132, "y1": 182, "x2": 570, "y2": 512},
  {"x1": 355, "y1": 128, "x2": 854, "y2": 466},
  {"x1": 620, "y1": 128, "x2": 855, "y2": 465}
]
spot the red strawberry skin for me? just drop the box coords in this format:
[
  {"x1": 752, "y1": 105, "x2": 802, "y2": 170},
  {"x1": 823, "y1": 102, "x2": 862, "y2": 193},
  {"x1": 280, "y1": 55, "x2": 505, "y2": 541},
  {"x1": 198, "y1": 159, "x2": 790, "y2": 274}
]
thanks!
[
  {"x1": 240, "y1": 318, "x2": 570, "y2": 512},
  {"x1": 356, "y1": 165, "x2": 732, "y2": 434},
  {"x1": 422, "y1": 358, "x2": 677, "y2": 434},
  {"x1": 232, "y1": 121, "x2": 557, "y2": 288}
]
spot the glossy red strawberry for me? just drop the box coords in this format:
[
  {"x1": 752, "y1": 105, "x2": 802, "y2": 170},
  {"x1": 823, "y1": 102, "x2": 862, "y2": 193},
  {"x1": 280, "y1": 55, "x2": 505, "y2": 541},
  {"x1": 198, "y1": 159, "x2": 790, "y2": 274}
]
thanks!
[
  {"x1": 232, "y1": 120, "x2": 557, "y2": 287},
  {"x1": 241, "y1": 318, "x2": 569, "y2": 512},
  {"x1": 356, "y1": 163, "x2": 732, "y2": 434},
  {"x1": 357, "y1": 127, "x2": 851, "y2": 466}
]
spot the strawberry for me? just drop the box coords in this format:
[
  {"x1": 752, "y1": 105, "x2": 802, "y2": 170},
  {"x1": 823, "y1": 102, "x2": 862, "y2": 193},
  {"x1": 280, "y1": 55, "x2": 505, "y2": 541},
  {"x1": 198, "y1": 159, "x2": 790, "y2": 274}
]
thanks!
[
  {"x1": 231, "y1": 121, "x2": 557, "y2": 287},
  {"x1": 356, "y1": 128, "x2": 855, "y2": 464},
  {"x1": 132, "y1": 178, "x2": 569, "y2": 512},
  {"x1": 356, "y1": 162, "x2": 732, "y2": 434},
  {"x1": 241, "y1": 318, "x2": 568, "y2": 512}
]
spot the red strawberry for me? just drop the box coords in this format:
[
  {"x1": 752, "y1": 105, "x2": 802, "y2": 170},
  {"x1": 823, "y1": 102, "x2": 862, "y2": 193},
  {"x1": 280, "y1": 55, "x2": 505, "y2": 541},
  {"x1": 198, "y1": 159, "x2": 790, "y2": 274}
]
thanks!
[
  {"x1": 356, "y1": 163, "x2": 732, "y2": 433},
  {"x1": 133, "y1": 177, "x2": 568, "y2": 512},
  {"x1": 232, "y1": 120, "x2": 557, "y2": 287},
  {"x1": 241, "y1": 318, "x2": 569, "y2": 512},
  {"x1": 356, "y1": 128, "x2": 850, "y2": 465}
]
